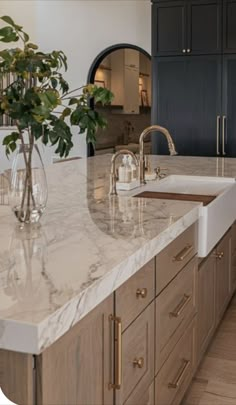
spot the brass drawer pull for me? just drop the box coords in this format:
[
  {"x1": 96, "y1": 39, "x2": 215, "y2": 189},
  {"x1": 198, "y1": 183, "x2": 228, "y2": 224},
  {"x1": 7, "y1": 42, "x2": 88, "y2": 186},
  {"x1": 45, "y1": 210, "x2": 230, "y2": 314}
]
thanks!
[
  {"x1": 169, "y1": 294, "x2": 192, "y2": 318},
  {"x1": 168, "y1": 359, "x2": 190, "y2": 389},
  {"x1": 109, "y1": 315, "x2": 122, "y2": 390},
  {"x1": 133, "y1": 357, "x2": 144, "y2": 369},
  {"x1": 173, "y1": 244, "x2": 194, "y2": 262},
  {"x1": 136, "y1": 288, "x2": 147, "y2": 299}
]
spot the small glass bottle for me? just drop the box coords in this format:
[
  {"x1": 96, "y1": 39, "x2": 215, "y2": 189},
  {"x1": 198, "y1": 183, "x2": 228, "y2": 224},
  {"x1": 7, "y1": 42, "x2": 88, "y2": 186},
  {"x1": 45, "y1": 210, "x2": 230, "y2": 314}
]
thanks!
[
  {"x1": 128, "y1": 155, "x2": 137, "y2": 181},
  {"x1": 118, "y1": 159, "x2": 126, "y2": 182},
  {"x1": 123, "y1": 156, "x2": 132, "y2": 183}
]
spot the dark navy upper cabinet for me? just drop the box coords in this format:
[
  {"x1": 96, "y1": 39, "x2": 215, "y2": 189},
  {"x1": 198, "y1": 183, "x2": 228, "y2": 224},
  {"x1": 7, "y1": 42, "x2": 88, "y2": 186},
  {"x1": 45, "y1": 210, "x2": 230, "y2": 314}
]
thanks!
[
  {"x1": 152, "y1": 1, "x2": 186, "y2": 56},
  {"x1": 152, "y1": 0, "x2": 222, "y2": 56},
  {"x1": 222, "y1": 55, "x2": 236, "y2": 156},
  {"x1": 189, "y1": 1, "x2": 222, "y2": 54},
  {"x1": 223, "y1": 0, "x2": 236, "y2": 53},
  {"x1": 152, "y1": 56, "x2": 222, "y2": 156}
]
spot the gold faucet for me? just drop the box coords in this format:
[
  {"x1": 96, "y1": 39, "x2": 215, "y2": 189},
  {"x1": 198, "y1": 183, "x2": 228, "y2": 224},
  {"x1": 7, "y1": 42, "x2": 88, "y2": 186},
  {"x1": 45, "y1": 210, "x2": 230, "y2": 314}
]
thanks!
[
  {"x1": 139, "y1": 125, "x2": 177, "y2": 185},
  {"x1": 109, "y1": 149, "x2": 139, "y2": 196}
]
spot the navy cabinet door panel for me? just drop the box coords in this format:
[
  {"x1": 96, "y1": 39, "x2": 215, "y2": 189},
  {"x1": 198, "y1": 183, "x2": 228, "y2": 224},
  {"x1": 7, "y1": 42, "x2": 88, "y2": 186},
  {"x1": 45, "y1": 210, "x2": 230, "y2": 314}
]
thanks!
[
  {"x1": 223, "y1": 0, "x2": 236, "y2": 53},
  {"x1": 152, "y1": 2, "x2": 186, "y2": 56},
  {"x1": 188, "y1": 1, "x2": 222, "y2": 54},
  {"x1": 152, "y1": 56, "x2": 222, "y2": 156},
  {"x1": 222, "y1": 55, "x2": 236, "y2": 156}
]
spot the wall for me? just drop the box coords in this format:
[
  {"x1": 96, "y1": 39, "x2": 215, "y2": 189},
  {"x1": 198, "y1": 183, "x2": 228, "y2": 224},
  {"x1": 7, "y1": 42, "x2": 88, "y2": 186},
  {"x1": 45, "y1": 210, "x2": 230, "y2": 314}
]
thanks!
[{"x1": 0, "y1": 0, "x2": 151, "y2": 172}]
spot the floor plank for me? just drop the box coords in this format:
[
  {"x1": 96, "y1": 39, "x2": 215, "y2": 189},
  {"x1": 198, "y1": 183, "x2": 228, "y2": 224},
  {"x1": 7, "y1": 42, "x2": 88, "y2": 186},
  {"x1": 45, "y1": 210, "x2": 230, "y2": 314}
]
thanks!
[{"x1": 183, "y1": 295, "x2": 236, "y2": 404}]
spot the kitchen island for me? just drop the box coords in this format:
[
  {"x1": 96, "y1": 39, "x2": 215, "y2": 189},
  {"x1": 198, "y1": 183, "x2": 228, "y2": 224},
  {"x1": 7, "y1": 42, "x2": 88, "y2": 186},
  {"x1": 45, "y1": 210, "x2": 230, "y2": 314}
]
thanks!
[{"x1": 1, "y1": 155, "x2": 236, "y2": 405}]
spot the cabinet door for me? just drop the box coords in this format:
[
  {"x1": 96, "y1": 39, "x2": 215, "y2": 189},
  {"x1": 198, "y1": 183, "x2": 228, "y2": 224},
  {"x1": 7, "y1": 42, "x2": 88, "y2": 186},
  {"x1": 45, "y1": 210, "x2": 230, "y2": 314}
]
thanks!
[
  {"x1": 152, "y1": 1, "x2": 186, "y2": 56},
  {"x1": 222, "y1": 55, "x2": 236, "y2": 157},
  {"x1": 116, "y1": 303, "x2": 154, "y2": 405},
  {"x1": 231, "y1": 223, "x2": 236, "y2": 292},
  {"x1": 223, "y1": 0, "x2": 236, "y2": 53},
  {"x1": 36, "y1": 296, "x2": 113, "y2": 405},
  {"x1": 124, "y1": 382, "x2": 154, "y2": 405},
  {"x1": 197, "y1": 255, "x2": 216, "y2": 361},
  {"x1": 152, "y1": 55, "x2": 221, "y2": 156},
  {"x1": 215, "y1": 231, "x2": 231, "y2": 322},
  {"x1": 188, "y1": 0, "x2": 222, "y2": 55}
]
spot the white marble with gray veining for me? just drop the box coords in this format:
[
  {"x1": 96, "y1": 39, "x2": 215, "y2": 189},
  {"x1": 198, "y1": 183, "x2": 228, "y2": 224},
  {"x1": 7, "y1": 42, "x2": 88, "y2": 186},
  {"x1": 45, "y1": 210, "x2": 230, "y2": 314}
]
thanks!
[{"x1": 1, "y1": 154, "x2": 236, "y2": 354}]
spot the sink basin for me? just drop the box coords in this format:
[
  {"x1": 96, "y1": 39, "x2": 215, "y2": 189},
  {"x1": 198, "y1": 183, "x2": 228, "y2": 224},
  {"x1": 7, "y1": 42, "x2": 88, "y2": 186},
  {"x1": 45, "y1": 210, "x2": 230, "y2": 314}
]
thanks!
[{"x1": 133, "y1": 175, "x2": 236, "y2": 257}]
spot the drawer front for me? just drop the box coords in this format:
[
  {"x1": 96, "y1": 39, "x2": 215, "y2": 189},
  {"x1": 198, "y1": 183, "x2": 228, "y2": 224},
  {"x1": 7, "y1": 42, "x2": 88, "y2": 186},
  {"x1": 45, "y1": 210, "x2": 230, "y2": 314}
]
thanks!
[
  {"x1": 156, "y1": 222, "x2": 198, "y2": 295},
  {"x1": 116, "y1": 259, "x2": 155, "y2": 331},
  {"x1": 124, "y1": 381, "x2": 154, "y2": 405},
  {"x1": 116, "y1": 303, "x2": 154, "y2": 404},
  {"x1": 156, "y1": 257, "x2": 197, "y2": 372},
  {"x1": 155, "y1": 318, "x2": 196, "y2": 405}
]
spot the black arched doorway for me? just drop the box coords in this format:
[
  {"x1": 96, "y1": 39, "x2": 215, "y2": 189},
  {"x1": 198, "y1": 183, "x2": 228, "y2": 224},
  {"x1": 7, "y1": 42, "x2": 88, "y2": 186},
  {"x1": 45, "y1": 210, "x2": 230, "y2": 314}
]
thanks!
[{"x1": 87, "y1": 44, "x2": 151, "y2": 157}]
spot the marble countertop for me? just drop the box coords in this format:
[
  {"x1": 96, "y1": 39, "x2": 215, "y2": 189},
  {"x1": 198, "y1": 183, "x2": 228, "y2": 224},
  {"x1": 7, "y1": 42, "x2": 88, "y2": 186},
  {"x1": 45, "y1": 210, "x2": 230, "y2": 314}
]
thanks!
[{"x1": 0, "y1": 154, "x2": 235, "y2": 354}]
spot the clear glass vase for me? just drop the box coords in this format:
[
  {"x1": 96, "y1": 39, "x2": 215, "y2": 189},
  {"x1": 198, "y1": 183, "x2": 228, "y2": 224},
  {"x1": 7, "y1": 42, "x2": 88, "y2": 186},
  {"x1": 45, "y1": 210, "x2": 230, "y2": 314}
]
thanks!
[{"x1": 9, "y1": 144, "x2": 48, "y2": 224}]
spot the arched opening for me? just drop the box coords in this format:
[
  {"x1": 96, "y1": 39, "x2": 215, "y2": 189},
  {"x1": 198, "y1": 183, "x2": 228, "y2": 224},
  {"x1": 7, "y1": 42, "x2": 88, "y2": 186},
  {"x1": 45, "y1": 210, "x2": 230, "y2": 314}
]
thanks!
[{"x1": 87, "y1": 44, "x2": 151, "y2": 157}]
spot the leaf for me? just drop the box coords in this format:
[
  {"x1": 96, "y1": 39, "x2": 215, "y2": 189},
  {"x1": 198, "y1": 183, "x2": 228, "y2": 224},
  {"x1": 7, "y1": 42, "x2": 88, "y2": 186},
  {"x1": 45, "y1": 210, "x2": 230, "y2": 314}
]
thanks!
[
  {"x1": 0, "y1": 26, "x2": 18, "y2": 42},
  {"x1": 1, "y1": 16, "x2": 16, "y2": 26},
  {"x1": 68, "y1": 97, "x2": 79, "y2": 106},
  {"x1": 2, "y1": 131, "x2": 19, "y2": 157},
  {"x1": 60, "y1": 107, "x2": 71, "y2": 120},
  {"x1": 26, "y1": 42, "x2": 38, "y2": 50}
]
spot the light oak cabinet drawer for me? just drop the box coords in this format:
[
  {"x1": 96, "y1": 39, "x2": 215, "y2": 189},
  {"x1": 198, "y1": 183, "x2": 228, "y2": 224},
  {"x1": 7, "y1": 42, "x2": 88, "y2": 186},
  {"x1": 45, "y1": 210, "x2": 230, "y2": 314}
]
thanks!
[
  {"x1": 116, "y1": 303, "x2": 154, "y2": 404},
  {"x1": 155, "y1": 318, "x2": 196, "y2": 405},
  {"x1": 156, "y1": 222, "x2": 198, "y2": 295},
  {"x1": 116, "y1": 259, "x2": 155, "y2": 331},
  {"x1": 156, "y1": 257, "x2": 197, "y2": 373},
  {"x1": 124, "y1": 381, "x2": 154, "y2": 405}
]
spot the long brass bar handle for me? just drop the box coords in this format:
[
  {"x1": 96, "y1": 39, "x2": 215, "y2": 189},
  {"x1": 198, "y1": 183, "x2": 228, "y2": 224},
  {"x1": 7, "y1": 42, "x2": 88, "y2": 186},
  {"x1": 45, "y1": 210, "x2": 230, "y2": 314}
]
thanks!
[
  {"x1": 109, "y1": 315, "x2": 122, "y2": 390},
  {"x1": 216, "y1": 115, "x2": 220, "y2": 155},
  {"x1": 173, "y1": 244, "x2": 193, "y2": 262},
  {"x1": 222, "y1": 116, "x2": 226, "y2": 156},
  {"x1": 169, "y1": 294, "x2": 192, "y2": 318},
  {"x1": 168, "y1": 359, "x2": 190, "y2": 389}
]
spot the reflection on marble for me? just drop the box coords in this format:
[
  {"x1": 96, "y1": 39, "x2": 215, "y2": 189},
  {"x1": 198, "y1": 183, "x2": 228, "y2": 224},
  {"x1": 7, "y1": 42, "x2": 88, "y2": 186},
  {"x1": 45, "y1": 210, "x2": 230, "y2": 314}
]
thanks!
[{"x1": 1, "y1": 154, "x2": 236, "y2": 354}]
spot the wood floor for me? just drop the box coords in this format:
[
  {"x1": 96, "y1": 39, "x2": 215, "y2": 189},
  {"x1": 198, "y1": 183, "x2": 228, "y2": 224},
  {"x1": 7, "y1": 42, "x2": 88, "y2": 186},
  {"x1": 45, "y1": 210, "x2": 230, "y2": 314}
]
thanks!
[{"x1": 183, "y1": 294, "x2": 236, "y2": 405}]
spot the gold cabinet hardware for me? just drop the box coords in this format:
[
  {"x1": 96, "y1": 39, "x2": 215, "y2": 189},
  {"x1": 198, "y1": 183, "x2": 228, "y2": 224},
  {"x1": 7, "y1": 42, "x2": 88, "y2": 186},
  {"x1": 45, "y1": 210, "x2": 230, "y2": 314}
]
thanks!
[
  {"x1": 133, "y1": 357, "x2": 144, "y2": 369},
  {"x1": 136, "y1": 288, "x2": 147, "y2": 299},
  {"x1": 169, "y1": 294, "x2": 191, "y2": 318},
  {"x1": 216, "y1": 115, "x2": 220, "y2": 155},
  {"x1": 168, "y1": 359, "x2": 190, "y2": 389},
  {"x1": 222, "y1": 115, "x2": 227, "y2": 156},
  {"x1": 109, "y1": 315, "x2": 122, "y2": 390},
  {"x1": 213, "y1": 251, "x2": 224, "y2": 260},
  {"x1": 173, "y1": 244, "x2": 193, "y2": 262}
]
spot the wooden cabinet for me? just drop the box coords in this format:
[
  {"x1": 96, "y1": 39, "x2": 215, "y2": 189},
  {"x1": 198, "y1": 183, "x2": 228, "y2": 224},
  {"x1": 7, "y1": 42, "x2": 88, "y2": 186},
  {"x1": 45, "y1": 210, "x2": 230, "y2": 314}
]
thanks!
[
  {"x1": 155, "y1": 318, "x2": 196, "y2": 405},
  {"x1": 124, "y1": 382, "x2": 154, "y2": 405},
  {"x1": 197, "y1": 255, "x2": 216, "y2": 360},
  {"x1": 2, "y1": 222, "x2": 236, "y2": 405},
  {"x1": 197, "y1": 228, "x2": 232, "y2": 363},
  {"x1": 156, "y1": 222, "x2": 198, "y2": 293},
  {"x1": 152, "y1": 0, "x2": 222, "y2": 56},
  {"x1": 116, "y1": 303, "x2": 154, "y2": 405},
  {"x1": 36, "y1": 295, "x2": 113, "y2": 405},
  {"x1": 116, "y1": 259, "x2": 155, "y2": 332},
  {"x1": 231, "y1": 223, "x2": 236, "y2": 292},
  {"x1": 156, "y1": 257, "x2": 197, "y2": 372},
  {"x1": 215, "y1": 229, "x2": 231, "y2": 321},
  {"x1": 223, "y1": 0, "x2": 236, "y2": 53},
  {"x1": 152, "y1": 55, "x2": 221, "y2": 156}
]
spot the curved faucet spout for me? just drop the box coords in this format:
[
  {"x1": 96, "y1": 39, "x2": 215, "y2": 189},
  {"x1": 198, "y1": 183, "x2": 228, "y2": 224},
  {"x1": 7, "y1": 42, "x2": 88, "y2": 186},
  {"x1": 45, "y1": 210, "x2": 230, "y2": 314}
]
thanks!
[
  {"x1": 109, "y1": 149, "x2": 139, "y2": 196},
  {"x1": 139, "y1": 125, "x2": 177, "y2": 185}
]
